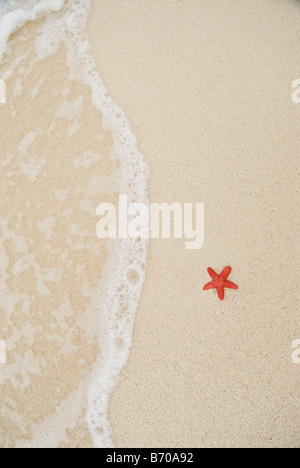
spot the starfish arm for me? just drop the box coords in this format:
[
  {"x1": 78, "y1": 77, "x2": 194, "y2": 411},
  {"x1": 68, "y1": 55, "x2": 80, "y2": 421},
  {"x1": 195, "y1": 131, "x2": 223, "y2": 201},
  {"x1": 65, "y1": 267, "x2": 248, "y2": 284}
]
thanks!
[
  {"x1": 224, "y1": 280, "x2": 238, "y2": 290},
  {"x1": 203, "y1": 281, "x2": 215, "y2": 290},
  {"x1": 220, "y1": 266, "x2": 232, "y2": 279},
  {"x1": 207, "y1": 268, "x2": 219, "y2": 280},
  {"x1": 216, "y1": 286, "x2": 225, "y2": 300}
]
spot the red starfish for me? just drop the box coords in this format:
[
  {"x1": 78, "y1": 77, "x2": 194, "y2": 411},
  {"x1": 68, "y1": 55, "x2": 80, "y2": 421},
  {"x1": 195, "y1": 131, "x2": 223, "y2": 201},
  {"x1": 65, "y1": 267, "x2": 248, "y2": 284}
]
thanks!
[{"x1": 203, "y1": 266, "x2": 238, "y2": 301}]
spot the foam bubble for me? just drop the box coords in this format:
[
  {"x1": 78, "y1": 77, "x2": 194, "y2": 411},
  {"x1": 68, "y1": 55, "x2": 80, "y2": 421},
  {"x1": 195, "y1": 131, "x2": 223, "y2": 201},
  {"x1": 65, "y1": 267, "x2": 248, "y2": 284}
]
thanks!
[
  {"x1": 0, "y1": 0, "x2": 66, "y2": 63},
  {"x1": 0, "y1": 0, "x2": 149, "y2": 449}
]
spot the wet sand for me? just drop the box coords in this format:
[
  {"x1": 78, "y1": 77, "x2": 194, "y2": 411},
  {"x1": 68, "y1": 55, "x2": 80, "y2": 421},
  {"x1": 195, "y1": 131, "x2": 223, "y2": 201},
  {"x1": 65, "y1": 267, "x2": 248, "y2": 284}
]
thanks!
[{"x1": 0, "y1": 18, "x2": 115, "y2": 447}]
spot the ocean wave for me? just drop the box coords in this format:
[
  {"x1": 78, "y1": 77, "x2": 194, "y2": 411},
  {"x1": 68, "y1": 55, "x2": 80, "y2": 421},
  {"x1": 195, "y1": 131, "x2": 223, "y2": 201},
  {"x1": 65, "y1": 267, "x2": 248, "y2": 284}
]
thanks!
[{"x1": 0, "y1": 0, "x2": 149, "y2": 448}]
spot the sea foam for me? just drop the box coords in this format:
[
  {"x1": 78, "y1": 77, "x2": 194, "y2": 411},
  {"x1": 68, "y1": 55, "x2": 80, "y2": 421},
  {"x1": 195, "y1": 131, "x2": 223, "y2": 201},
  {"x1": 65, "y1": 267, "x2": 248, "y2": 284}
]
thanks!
[{"x1": 0, "y1": 0, "x2": 149, "y2": 448}]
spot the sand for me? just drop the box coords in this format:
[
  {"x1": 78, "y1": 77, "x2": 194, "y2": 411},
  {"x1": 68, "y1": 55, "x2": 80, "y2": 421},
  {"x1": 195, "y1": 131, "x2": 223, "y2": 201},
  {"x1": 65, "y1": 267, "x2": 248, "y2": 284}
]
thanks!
[
  {"x1": 0, "y1": 0, "x2": 299, "y2": 448},
  {"x1": 88, "y1": 0, "x2": 300, "y2": 448}
]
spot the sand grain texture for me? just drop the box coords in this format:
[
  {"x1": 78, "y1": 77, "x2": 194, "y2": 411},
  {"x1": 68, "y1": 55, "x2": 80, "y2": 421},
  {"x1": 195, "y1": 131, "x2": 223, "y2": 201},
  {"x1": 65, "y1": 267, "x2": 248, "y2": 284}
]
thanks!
[{"x1": 89, "y1": 0, "x2": 300, "y2": 448}]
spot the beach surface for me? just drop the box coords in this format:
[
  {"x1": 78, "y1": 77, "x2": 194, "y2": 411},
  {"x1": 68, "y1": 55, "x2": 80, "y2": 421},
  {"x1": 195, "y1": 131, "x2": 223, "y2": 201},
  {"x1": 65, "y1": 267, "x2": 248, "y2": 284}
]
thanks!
[
  {"x1": 89, "y1": 0, "x2": 300, "y2": 448},
  {"x1": 0, "y1": 0, "x2": 299, "y2": 448}
]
